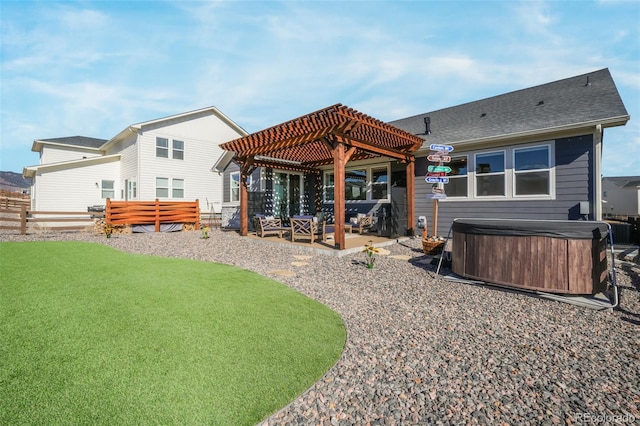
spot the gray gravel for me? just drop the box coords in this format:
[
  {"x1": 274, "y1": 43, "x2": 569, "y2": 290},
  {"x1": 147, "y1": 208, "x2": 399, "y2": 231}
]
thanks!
[{"x1": 2, "y1": 229, "x2": 639, "y2": 425}]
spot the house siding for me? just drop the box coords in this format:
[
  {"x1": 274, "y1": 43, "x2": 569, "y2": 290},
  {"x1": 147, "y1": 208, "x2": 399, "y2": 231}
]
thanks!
[
  {"x1": 31, "y1": 160, "x2": 120, "y2": 212},
  {"x1": 136, "y1": 111, "x2": 242, "y2": 213},
  {"x1": 417, "y1": 134, "x2": 595, "y2": 236},
  {"x1": 40, "y1": 145, "x2": 101, "y2": 164}
]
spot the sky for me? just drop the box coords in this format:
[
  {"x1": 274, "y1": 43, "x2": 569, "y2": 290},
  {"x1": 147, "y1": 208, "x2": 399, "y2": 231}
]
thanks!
[{"x1": 1, "y1": 0, "x2": 639, "y2": 176}]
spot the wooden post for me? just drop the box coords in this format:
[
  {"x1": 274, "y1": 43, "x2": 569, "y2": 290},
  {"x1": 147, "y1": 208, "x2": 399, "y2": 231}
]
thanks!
[
  {"x1": 194, "y1": 199, "x2": 200, "y2": 230},
  {"x1": 432, "y1": 199, "x2": 439, "y2": 236},
  {"x1": 155, "y1": 198, "x2": 160, "y2": 232},
  {"x1": 333, "y1": 142, "x2": 346, "y2": 250},
  {"x1": 406, "y1": 158, "x2": 415, "y2": 236},
  {"x1": 20, "y1": 205, "x2": 27, "y2": 235}
]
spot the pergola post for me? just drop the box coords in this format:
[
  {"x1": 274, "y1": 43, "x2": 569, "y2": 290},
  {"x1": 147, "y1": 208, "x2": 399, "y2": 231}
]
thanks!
[
  {"x1": 406, "y1": 158, "x2": 415, "y2": 236},
  {"x1": 239, "y1": 159, "x2": 255, "y2": 236},
  {"x1": 332, "y1": 142, "x2": 346, "y2": 250}
]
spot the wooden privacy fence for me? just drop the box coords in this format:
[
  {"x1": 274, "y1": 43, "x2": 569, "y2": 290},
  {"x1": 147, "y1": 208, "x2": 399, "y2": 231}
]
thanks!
[
  {"x1": 106, "y1": 199, "x2": 199, "y2": 232},
  {"x1": 0, "y1": 206, "x2": 103, "y2": 234}
]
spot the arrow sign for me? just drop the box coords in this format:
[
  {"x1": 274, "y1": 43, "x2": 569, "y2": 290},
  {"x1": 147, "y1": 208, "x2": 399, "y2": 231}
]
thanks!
[
  {"x1": 428, "y1": 165, "x2": 452, "y2": 173},
  {"x1": 425, "y1": 177, "x2": 449, "y2": 183},
  {"x1": 427, "y1": 154, "x2": 451, "y2": 162},
  {"x1": 429, "y1": 144, "x2": 454, "y2": 152},
  {"x1": 426, "y1": 172, "x2": 447, "y2": 177}
]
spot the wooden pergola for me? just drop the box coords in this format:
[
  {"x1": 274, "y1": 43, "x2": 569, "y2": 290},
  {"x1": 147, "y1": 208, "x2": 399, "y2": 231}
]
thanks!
[{"x1": 219, "y1": 104, "x2": 424, "y2": 249}]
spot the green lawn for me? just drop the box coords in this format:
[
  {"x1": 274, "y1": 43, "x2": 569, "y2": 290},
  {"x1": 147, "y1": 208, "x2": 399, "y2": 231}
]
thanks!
[{"x1": 0, "y1": 241, "x2": 345, "y2": 425}]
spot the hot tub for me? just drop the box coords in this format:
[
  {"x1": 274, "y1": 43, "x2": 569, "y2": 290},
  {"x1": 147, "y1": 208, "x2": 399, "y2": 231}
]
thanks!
[{"x1": 451, "y1": 219, "x2": 610, "y2": 295}]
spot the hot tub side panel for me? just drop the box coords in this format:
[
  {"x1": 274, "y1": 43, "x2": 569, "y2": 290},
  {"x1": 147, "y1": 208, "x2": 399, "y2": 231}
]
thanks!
[{"x1": 452, "y1": 232, "x2": 607, "y2": 295}]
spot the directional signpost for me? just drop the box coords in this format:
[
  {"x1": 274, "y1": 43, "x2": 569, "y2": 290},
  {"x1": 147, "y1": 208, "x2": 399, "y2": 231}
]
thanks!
[
  {"x1": 427, "y1": 154, "x2": 451, "y2": 163},
  {"x1": 425, "y1": 144, "x2": 454, "y2": 235},
  {"x1": 428, "y1": 165, "x2": 452, "y2": 173}
]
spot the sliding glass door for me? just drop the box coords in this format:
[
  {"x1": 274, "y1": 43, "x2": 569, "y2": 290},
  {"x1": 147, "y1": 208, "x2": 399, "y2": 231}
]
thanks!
[{"x1": 273, "y1": 172, "x2": 302, "y2": 221}]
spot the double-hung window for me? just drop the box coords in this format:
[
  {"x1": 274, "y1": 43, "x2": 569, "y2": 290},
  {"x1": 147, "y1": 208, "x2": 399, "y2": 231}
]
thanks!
[
  {"x1": 475, "y1": 151, "x2": 505, "y2": 197},
  {"x1": 447, "y1": 156, "x2": 468, "y2": 197},
  {"x1": 514, "y1": 145, "x2": 550, "y2": 196},
  {"x1": 172, "y1": 179, "x2": 184, "y2": 198},
  {"x1": 101, "y1": 180, "x2": 115, "y2": 199},
  {"x1": 230, "y1": 172, "x2": 252, "y2": 202},
  {"x1": 156, "y1": 137, "x2": 169, "y2": 158},
  {"x1": 156, "y1": 177, "x2": 169, "y2": 197},
  {"x1": 172, "y1": 140, "x2": 184, "y2": 160},
  {"x1": 345, "y1": 169, "x2": 367, "y2": 200}
]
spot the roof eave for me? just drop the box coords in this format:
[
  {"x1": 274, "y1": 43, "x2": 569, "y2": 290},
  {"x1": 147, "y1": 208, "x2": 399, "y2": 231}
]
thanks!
[
  {"x1": 426, "y1": 115, "x2": 630, "y2": 152},
  {"x1": 22, "y1": 154, "x2": 122, "y2": 177}
]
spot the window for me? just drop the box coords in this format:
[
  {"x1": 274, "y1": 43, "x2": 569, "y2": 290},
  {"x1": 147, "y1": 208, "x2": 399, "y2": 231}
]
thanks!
[
  {"x1": 514, "y1": 146, "x2": 550, "y2": 196},
  {"x1": 323, "y1": 165, "x2": 391, "y2": 202},
  {"x1": 127, "y1": 180, "x2": 137, "y2": 200},
  {"x1": 371, "y1": 167, "x2": 388, "y2": 200},
  {"x1": 172, "y1": 179, "x2": 184, "y2": 198},
  {"x1": 475, "y1": 151, "x2": 505, "y2": 197},
  {"x1": 345, "y1": 169, "x2": 367, "y2": 200},
  {"x1": 230, "y1": 172, "x2": 251, "y2": 202},
  {"x1": 447, "y1": 156, "x2": 468, "y2": 197},
  {"x1": 156, "y1": 137, "x2": 169, "y2": 158},
  {"x1": 101, "y1": 180, "x2": 115, "y2": 199},
  {"x1": 156, "y1": 177, "x2": 169, "y2": 197},
  {"x1": 172, "y1": 140, "x2": 184, "y2": 160},
  {"x1": 324, "y1": 173, "x2": 335, "y2": 202}
]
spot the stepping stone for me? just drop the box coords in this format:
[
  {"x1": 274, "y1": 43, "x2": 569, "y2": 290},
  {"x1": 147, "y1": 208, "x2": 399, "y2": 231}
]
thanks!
[
  {"x1": 293, "y1": 255, "x2": 313, "y2": 260},
  {"x1": 291, "y1": 261, "x2": 309, "y2": 267},
  {"x1": 389, "y1": 255, "x2": 412, "y2": 261},
  {"x1": 376, "y1": 248, "x2": 391, "y2": 256},
  {"x1": 267, "y1": 269, "x2": 296, "y2": 277}
]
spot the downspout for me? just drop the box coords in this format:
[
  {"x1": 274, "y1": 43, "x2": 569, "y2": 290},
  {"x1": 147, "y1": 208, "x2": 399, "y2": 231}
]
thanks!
[{"x1": 594, "y1": 124, "x2": 603, "y2": 220}]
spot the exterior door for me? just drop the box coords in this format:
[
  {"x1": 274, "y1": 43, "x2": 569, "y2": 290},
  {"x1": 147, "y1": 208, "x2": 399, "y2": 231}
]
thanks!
[{"x1": 273, "y1": 172, "x2": 302, "y2": 221}]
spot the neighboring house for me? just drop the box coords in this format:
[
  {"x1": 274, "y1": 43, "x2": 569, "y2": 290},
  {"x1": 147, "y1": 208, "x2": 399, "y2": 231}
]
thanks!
[
  {"x1": 216, "y1": 68, "x2": 629, "y2": 237},
  {"x1": 390, "y1": 68, "x2": 629, "y2": 235},
  {"x1": 602, "y1": 176, "x2": 640, "y2": 217},
  {"x1": 23, "y1": 107, "x2": 247, "y2": 215}
]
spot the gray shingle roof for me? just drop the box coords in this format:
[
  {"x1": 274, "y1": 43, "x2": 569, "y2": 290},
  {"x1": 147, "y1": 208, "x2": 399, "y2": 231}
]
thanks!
[
  {"x1": 38, "y1": 136, "x2": 107, "y2": 149},
  {"x1": 390, "y1": 68, "x2": 629, "y2": 147}
]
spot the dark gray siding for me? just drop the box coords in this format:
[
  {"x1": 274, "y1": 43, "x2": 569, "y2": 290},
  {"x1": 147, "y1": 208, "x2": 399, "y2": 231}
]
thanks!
[{"x1": 416, "y1": 135, "x2": 595, "y2": 236}]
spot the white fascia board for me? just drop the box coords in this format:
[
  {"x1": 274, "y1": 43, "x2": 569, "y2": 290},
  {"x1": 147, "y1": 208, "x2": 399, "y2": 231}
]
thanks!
[{"x1": 23, "y1": 154, "x2": 121, "y2": 177}]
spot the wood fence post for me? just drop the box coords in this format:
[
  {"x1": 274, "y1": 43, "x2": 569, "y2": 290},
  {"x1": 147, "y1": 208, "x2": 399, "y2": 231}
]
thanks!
[
  {"x1": 20, "y1": 206, "x2": 27, "y2": 235},
  {"x1": 105, "y1": 198, "x2": 111, "y2": 225},
  {"x1": 195, "y1": 199, "x2": 200, "y2": 230},
  {"x1": 155, "y1": 199, "x2": 160, "y2": 232}
]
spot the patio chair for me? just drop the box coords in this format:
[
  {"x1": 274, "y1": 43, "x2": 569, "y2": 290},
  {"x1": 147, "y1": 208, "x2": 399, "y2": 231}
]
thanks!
[
  {"x1": 254, "y1": 214, "x2": 284, "y2": 238},
  {"x1": 349, "y1": 214, "x2": 374, "y2": 234},
  {"x1": 290, "y1": 215, "x2": 322, "y2": 243}
]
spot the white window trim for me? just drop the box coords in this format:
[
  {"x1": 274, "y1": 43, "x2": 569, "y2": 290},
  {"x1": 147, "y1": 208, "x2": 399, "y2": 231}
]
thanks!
[
  {"x1": 156, "y1": 137, "x2": 169, "y2": 158},
  {"x1": 323, "y1": 163, "x2": 391, "y2": 202},
  {"x1": 445, "y1": 155, "x2": 469, "y2": 199},
  {"x1": 230, "y1": 171, "x2": 252, "y2": 203},
  {"x1": 172, "y1": 140, "x2": 184, "y2": 160},
  {"x1": 474, "y1": 150, "x2": 507, "y2": 199},
  {"x1": 441, "y1": 141, "x2": 556, "y2": 202},
  {"x1": 156, "y1": 177, "x2": 169, "y2": 198},
  {"x1": 512, "y1": 143, "x2": 554, "y2": 199},
  {"x1": 172, "y1": 178, "x2": 185, "y2": 198}
]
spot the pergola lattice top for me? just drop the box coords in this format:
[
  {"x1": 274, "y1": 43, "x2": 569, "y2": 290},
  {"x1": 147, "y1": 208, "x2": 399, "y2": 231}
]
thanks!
[{"x1": 220, "y1": 104, "x2": 424, "y2": 171}]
